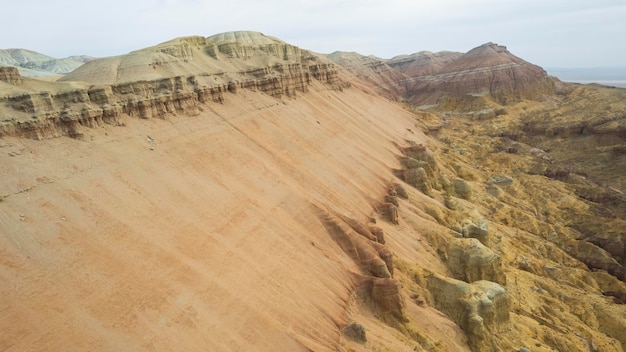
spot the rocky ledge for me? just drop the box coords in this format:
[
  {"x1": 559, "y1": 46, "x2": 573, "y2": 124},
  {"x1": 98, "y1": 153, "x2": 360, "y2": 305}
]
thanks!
[{"x1": 0, "y1": 32, "x2": 342, "y2": 140}]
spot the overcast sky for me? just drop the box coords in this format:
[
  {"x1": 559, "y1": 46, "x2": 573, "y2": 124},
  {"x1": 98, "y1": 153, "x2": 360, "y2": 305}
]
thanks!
[{"x1": 2, "y1": 0, "x2": 624, "y2": 68}]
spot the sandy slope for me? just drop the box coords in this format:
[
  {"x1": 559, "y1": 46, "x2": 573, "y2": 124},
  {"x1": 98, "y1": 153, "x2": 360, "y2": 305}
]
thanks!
[{"x1": 0, "y1": 83, "x2": 424, "y2": 351}]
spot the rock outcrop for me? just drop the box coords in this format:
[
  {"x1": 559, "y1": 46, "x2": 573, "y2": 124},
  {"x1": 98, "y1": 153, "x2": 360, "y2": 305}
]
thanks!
[
  {"x1": 447, "y1": 238, "x2": 506, "y2": 284},
  {"x1": 316, "y1": 203, "x2": 407, "y2": 326},
  {"x1": 0, "y1": 32, "x2": 341, "y2": 140},
  {"x1": 317, "y1": 210, "x2": 394, "y2": 279},
  {"x1": 0, "y1": 66, "x2": 22, "y2": 85},
  {"x1": 396, "y1": 144, "x2": 447, "y2": 199},
  {"x1": 427, "y1": 273, "x2": 510, "y2": 351},
  {"x1": 367, "y1": 277, "x2": 407, "y2": 323}
]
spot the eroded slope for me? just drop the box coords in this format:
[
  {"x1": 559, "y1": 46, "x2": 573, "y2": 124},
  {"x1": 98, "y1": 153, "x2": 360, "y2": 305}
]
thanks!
[{"x1": 1, "y1": 32, "x2": 625, "y2": 352}]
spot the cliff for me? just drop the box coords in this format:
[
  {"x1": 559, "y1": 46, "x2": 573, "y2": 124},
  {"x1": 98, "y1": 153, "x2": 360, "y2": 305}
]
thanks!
[
  {"x1": 0, "y1": 66, "x2": 22, "y2": 85},
  {"x1": 1, "y1": 32, "x2": 340, "y2": 140}
]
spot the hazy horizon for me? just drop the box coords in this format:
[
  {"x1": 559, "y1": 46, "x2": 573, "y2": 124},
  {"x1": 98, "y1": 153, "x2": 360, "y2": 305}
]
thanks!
[{"x1": 546, "y1": 66, "x2": 626, "y2": 88}]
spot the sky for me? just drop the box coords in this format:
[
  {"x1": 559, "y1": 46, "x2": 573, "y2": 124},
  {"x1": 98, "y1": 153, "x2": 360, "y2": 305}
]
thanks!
[{"x1": 1, "y1": 0, "x2": 625, "y2": 68}]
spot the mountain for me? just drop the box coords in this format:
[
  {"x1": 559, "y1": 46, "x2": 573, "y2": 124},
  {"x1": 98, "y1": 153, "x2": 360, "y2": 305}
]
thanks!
[
  {"x1": 1, "y1": 31, "x2": 625, "y2": 352},
  {"x1": 0, "y1": 48, "x2": 94, "y2": 77},
  {"x1": 387, "y1": 51, "x2": 463, "y2": 77},
  {"x1": 60, "y1": 32, "x2": 332, "y2": 86},
  {"x1": 326, "y1": 51, "x2": 407, "y2": 98},
  {"x1": 328, "y1": 42, "x2": 554, "y2": 107}
]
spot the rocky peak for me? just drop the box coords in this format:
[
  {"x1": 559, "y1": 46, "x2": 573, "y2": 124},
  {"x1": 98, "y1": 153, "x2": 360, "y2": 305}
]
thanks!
[
  {"x1": 207, "y1": 31, "x2": 286, "y2": 46},
  {"x1": 464, "y1": 42, "x2": 509, "y2": 57},
  {"x1": 399, "y1": 42, "x2": 554, "y2": 106},
  {"x1": 442, "y1": 42, "x2": 531, "y2": 72}
]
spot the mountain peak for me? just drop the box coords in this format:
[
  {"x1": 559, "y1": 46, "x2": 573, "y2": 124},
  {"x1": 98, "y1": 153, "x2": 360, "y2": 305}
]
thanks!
[
  {"x1": 207, "y1": 31, "x2": 286, "y2": 46},
  {"x1": 457, "y1": 42, "x2": 518, "y2": 64},
  {"x1": 472, "y1": 42, "x2": 509, "y2": 53},
  {"x1": 60, "y1": 31, "x2": 325, "y2": 85}
]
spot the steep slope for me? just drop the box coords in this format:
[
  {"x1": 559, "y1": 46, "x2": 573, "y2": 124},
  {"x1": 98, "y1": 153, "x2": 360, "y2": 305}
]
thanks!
[
  {"x1": 1, "y1": 32, "x2": 626, "y2": 352},
  {"x1": 0, "y1": 82, "x2": 423, "y2": 351},
  {"x1": 326, "y1": 51, "x2": 407, "y2": 99},
  {"x1": 387, "y1": 50, "x2": 463, "y2": 77}
]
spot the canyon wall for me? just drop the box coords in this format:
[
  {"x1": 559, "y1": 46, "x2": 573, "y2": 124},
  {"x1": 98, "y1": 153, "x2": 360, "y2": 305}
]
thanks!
[{"x1": 1, "y1": 32, "x2": 341, "y2": 140}]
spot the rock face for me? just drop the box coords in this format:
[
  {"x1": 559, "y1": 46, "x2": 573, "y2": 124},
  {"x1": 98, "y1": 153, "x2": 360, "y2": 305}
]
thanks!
[
  {"x1": 447, "y1": 238, "x2": 506, "y2": 285},
  {"x1": 326, "y1": 51, "x2": 407, "y2": 98},
  {"x1": 0, "y1": 66, "x2": 22, "y2": 85},
  {"x1": 368, "y1": 278, "x2": 406, "y2": 322},
  {"x1": 427, "y1": 274, "x2": 510, "y2": 351},
  {"x1": 316, "y1": 204, "x2": 407, "y2": 325},
  {"x1": 318, "y1": 210, "x2": 394, "y2": 279},
  {"x1": 0, "y1": 32, "x2": 340, "y2": 140},
  {"x1": 397, "y1": 144, "x2": 442, "y2": 196},
  {"x1": 61, "y1": 32, "x2": 338, "y2": 87}
]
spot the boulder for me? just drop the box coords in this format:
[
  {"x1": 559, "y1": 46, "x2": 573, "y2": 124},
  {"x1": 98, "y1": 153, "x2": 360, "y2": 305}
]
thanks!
[
  {"x1": 462, "y1": 220, "x2": 490, "y2": 246},
  {"x1": 342, "y1": 323, "x2": 367, "y2": 343},
  {"x1": 453, "y1": 178, "x2": 472, "y2": 200}
]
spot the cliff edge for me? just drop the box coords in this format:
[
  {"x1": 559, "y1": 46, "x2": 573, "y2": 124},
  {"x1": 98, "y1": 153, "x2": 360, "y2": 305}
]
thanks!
[{"x1": 0, "y1": 31, "x2": 341, "y2": 140}]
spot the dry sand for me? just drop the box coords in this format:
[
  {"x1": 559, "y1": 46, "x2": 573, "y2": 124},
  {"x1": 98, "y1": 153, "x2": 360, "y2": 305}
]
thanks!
[{"x1": 0, "y1": 82, "x2": 434, "y2": 351}]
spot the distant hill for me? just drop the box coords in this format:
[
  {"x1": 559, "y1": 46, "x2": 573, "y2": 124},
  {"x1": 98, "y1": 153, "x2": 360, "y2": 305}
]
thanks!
[
  {"x1": 328, "y1": 42, "x2": 554, "y2": 107},
  {"x1": 0, "y1": 48, "x2": 94, "y2": 77}
]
